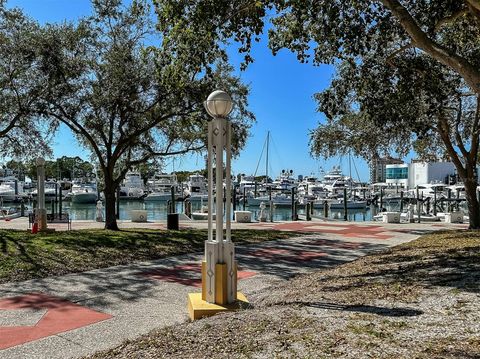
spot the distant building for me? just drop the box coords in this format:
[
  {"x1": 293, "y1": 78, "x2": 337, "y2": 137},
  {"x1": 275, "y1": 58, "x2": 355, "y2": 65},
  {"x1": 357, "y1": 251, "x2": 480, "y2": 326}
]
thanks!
[
  {"x1": 385, "y1": 161, "x2": 457, "y2": 189},
  {"x1": 370, "y1": 156, "x2": 404, "y2": 183},
  {"x1": 385, "y1": 163, "x2": 409, "y2": 188},
  {"x1": 408, "y1": 161, "x2": 456, "y2": 188}
]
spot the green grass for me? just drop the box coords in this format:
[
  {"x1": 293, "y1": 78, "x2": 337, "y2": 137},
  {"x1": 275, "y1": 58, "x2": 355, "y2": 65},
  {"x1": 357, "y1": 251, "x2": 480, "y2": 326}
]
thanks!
[{"x1": 0, "y1": 228, "x2": 300, "y2": 283}]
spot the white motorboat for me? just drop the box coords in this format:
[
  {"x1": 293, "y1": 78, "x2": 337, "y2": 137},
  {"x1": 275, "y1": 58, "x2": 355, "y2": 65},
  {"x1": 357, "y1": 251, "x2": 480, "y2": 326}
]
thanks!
[
  {"x1": 322, "y1": 166, "x2": 359, "y2": 195},
  {"x1": 297, "y1": 176, "x2": 329, "y2": 201},
  {"x1": 70, "y1": 182, "x2": 98, "y2": 204},
  {"x1": 248, "y1": 193, "x2": 293, "y2": 207},
  {"x1": 312, "y1": 199, "x2": 367, "y2": 210},
  {"x1": 408, "y1": 183, "x2": 448, "y2": 198},
  {"x1": 238, "y1": 175, "x2": 258, "y2": 193},
  {"x1": 446, "y1": 184, "x2": 466, "y2": 199},
  {"x1": 191, "y1": 212, "x2": 217, "y2": 220},
  {"x1": 0, "y1": 184, "x2": 15, "y2": 202},
  {"x1": 145, "y1": 174, "x2": 178, "y2": 201},
  {"x1": 329, "y1": 200, "x2": 367, "y2": 210},
  {"x1": 120, "y1": 171, "x2": 145, "y2": 200},
  {"x1": 184, "y1": 174, "x2": 209, "y2": 202},
  {"x1": 31, "y1": 181, "x2": 58, "y2": 201},
  {"x1": 0, "y1": 177, "x2": 24, "y2": 202},
  {"x1": 271, "y1": 170, "x2": 297, "y2": 191}
]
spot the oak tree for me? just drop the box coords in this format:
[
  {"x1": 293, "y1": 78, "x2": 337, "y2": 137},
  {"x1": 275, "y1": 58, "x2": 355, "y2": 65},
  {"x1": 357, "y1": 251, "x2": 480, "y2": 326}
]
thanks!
[
  {"x1": 0, "y1": 1, "x2": 53, "y2": 159},
  {"x1": 37, "y1": 0, "x2": 254, "y2": 230}
]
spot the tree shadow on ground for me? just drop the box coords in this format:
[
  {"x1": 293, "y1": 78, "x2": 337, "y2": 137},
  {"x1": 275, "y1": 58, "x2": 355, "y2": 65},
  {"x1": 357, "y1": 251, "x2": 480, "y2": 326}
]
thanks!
[
  {"x1": 353, "y1": 244, "x2": 480, "y2": 294},
  {"x1": 0, "y1": 229, "x2": 318, "y2": 306},
  {"x1": 289, "y1": 301, "x2": 423, "y2": 317},
  {"x1": 236, "y1": 237, "x2": 389, "y2": 280}
]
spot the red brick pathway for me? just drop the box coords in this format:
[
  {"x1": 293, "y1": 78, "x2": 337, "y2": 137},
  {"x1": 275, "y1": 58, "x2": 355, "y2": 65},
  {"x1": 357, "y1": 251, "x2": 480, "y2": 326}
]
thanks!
[
  {"x1": 141, "y1": 263, "x2": 256, "y2": 287},
  {"x1": 248, "y1": 247, "x2": 327, "y2": 262},
  {"x1": 0, "y1": 293, "x2": 112, "y2": 350},
  {"x1": 253, "y1": 222, "x2": 393, "y2": 240}
]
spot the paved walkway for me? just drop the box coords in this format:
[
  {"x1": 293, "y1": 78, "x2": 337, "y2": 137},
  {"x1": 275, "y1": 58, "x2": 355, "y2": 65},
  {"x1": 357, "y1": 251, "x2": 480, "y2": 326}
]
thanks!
[{"x1": 0, "y1": 220, "x2": 466, "y2": 358}]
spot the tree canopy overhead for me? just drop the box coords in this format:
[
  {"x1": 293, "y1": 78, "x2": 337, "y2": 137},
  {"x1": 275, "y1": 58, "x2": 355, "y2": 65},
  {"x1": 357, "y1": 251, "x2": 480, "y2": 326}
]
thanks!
[
  {"x1": 35, "y1": 0, "x2": 254, "y2": 230},
  {"x1": 0, "y1": 1, "x2": 53, "y2": 158},
  {"x1": 154, "y1": 1, "x2": 480, "y2": 91}
]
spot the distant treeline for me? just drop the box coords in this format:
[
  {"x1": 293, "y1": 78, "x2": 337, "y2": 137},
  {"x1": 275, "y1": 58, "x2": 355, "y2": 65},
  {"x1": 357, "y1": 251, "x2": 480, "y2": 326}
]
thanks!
[{"x1": 4, "y1": 156, "x2": 94, "y2": 181}]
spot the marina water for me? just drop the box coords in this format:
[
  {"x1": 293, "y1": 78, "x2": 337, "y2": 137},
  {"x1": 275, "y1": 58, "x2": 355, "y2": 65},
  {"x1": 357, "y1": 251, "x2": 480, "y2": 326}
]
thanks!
[{"x1": 51, "y1": 201, "x2": 375, "y2": 222}]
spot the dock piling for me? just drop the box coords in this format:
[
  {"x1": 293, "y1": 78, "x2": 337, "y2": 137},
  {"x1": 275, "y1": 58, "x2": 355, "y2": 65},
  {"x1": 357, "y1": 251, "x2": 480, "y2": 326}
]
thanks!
[
  {"x1": 171, "y1": 186, "x2": 175, "y2": 214},
  {"x1": 380, "y1": 187, "x2": 384, "y2": 211},
  {"x1": 416, "y1": 186, "x2": 421, "y2": 223},
  {"x1": 291, "y1": 188, "x2": 296, "y2": 221},
  {"x1": 306, "y1": 202, "x2": 311, "y2": 221},
  {"x1": 269, "y1": 200, "x2": 274, "y2": 222},
  {"x1": 59, "y1": 186, "x2": 63, "y2": 220},
  {"x1": 242, "y1": 187, "x2": 246, "y2": 211}
]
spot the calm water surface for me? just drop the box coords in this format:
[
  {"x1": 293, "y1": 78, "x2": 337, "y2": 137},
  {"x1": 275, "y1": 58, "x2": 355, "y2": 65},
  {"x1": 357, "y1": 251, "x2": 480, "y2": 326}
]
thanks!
[{"x1": 56, "y1": 200, "x2": 375, "y2": 222}]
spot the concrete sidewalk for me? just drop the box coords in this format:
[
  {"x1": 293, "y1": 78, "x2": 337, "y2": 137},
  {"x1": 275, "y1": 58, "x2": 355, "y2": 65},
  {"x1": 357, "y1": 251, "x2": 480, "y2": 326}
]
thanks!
[
  {"x1": 0, "y1": 222, "x2": 461, "y2": 358},
  {"x1": 0, "y1": 215, "x2": 469, "y2": 232}
]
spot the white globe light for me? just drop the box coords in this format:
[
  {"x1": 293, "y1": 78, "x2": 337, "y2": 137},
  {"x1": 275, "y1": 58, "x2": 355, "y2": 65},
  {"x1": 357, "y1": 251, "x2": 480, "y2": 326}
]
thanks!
[{"x1": 204, "y1": 90, "x2": 234, "y2": 118}]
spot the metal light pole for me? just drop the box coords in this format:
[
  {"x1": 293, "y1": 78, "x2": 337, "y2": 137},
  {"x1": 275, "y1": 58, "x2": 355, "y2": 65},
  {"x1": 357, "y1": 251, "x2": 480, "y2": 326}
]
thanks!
[
  {"x1": 188, "y1": 90, "x2": 247, "y2": 320},
  {"x1": 204, "y1": 90, "x2": 235, "y2": 304},
  {"x1": 36, "y1": 157, "x2": 48, "y2": 231}
]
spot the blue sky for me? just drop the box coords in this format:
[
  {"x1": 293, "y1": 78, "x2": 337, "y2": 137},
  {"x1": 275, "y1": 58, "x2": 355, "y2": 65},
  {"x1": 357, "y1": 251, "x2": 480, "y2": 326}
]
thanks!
[{"x1": 7, "y1": 0, "x2": 372, "y2": 181}]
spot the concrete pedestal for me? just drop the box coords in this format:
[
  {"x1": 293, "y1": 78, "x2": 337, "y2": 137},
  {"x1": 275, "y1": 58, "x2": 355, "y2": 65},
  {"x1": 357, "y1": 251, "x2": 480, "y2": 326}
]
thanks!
[
  {"x1": 382, "y1": 212, "x2": 400, "y2": 223},
  {"x1": 445, "y1": 211, "x2": 463, "y2": 223},
  {"x1": 234, "y1": 211, "x2": 252, "y2": 223},
  {"x1": 131, "y1": 210, "x2": 147, "y2": 222}
]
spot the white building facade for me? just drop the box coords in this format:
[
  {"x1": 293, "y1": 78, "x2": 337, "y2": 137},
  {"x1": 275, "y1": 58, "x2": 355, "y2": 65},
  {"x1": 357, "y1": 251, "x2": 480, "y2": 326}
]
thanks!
[{"x1": 386, "y1": 161, "x2": 457, "y2": 189}]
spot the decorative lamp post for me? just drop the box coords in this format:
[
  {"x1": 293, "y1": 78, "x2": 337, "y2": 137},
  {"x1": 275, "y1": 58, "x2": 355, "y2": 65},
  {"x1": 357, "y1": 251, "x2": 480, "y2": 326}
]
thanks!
[
  {"x1": 35, "y1": 157, "x2": 48, "y2": 231},
  {"x1": 187, "y1": 90, "x2": 248, "y2": 320}
]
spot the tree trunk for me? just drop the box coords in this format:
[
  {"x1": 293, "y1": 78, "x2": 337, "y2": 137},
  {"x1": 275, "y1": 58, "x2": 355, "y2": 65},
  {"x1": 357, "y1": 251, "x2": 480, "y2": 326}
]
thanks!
[
  {"x1": 463, "y1": 177, "x2": 480, "y2": 229},
  {"x1": 104, "y1": 181, "x2": 119, "y2": 231}
]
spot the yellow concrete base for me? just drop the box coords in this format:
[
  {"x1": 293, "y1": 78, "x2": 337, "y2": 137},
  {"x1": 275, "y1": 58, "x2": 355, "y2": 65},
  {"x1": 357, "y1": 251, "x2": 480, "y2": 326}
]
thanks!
[
  {"x1": 187, "y1": 292, "x2": 249, "y2": 321},
  {"x1": 201, "y1": 261, "x2": 237, "y2": 305}
]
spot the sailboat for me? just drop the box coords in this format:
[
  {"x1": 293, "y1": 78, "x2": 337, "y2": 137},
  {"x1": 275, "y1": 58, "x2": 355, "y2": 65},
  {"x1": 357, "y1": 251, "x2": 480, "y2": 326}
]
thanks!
[{"x1": 245, "y1": 131, "x2": 297, "y2": 207}]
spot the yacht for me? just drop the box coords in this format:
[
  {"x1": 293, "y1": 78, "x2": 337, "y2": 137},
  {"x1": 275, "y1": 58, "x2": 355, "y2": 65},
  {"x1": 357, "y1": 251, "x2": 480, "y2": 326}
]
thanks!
[
  {"x1": 238, "y1": 175, "x2": 257, "y2": 193},
  {"x1": 0, "y1": 177, "x2": 25, "y2": 202},
  {"x1": 327, "y1": 199, "x2": 367, "y2": 210},
  {"x1": 70, "y1": 182, "x2": 98, "y2": 204},
  {"x1": 119, "y1": 171, "x2": 145, "y2": 200},
  {"x1": 31, "y1": 181, "x2": 58, "y2": 201},
  {"x1": 271, "y1": 170, "x2": 297, "y2": 191},
  {"x1": 247, "y1": 192, "x2": 294, "y2": 207},
  {"x1": 184, "y1": 174, "x2": 209, "y2": 202},
  {"x1": 409, "y1": 183, "x2": 448, "y2": 198},
  {"x1": 145, "y1": 174, "x2": 179, "y2": 201},
  {"x1": 321, "y1": 167, "x2": 352, "y2": 192},
  {"x1": 0, "y1": 184, "x2": 15, "y2": 202},
  {"x1": 446, "y1": 184, "x2": 465, "y2": 199},
  {"x1": 297, "y1": 176, "x2": 329, "y2": 201}
]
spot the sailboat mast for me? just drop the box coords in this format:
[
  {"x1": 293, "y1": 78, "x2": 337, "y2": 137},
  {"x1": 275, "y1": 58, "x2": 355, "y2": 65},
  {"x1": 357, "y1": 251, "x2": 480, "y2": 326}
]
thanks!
[
  {"x1": 266, "y1": 131, "x2": 270, "y2": 184},
  {"x1": 349, "y1": 153, "x2": 352, "y2": 192}
]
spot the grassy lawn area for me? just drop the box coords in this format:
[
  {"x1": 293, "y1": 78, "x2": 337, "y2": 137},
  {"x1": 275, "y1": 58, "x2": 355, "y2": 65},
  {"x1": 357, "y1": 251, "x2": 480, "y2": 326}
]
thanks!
[
  {"x1": 88, "y1": 230, "x2": 480, "y2": 359},
  {"x1": 0, "y1": 229, "x2": 299, "y2": 283}
]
